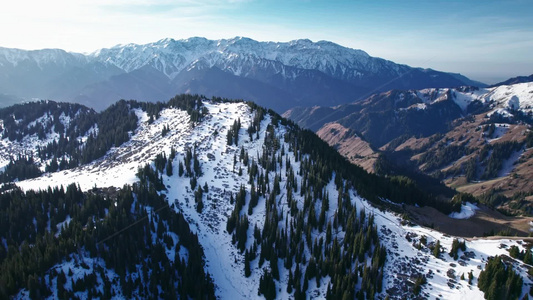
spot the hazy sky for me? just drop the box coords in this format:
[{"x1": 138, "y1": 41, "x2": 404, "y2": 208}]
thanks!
[{"x1": 1, "y1": 0, "x2": 532, "y2": 84}]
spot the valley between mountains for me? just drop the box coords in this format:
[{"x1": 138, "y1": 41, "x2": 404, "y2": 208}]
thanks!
[
  {"x1": 286, "y1": 80, "x2": 533, "y2": 220},
  {"x1": 0, "y1": 95, "x2": 531, "y2": 299}
]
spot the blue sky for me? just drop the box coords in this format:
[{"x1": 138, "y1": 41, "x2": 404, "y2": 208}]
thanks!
[{"x1": 1, "y1": 0, "x2": 532, "y2": 83}]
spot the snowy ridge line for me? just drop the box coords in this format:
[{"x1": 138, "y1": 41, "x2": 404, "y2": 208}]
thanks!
[
  {"x1": 411, "y1": 82, "x2": 533, "y2": 116},
  {"x1": 0, "y1": 37, "x2": 405, "y2": 83},
  {"x1": 89, "y1": 37, "x2": 379, "y2": 80}
]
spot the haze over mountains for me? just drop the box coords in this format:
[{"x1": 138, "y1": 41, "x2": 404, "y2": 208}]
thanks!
[{"x1": 0, "y1": 37, "x2": 484, "y2": 112}]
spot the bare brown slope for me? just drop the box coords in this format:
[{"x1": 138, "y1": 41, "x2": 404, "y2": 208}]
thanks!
[
  {"x1": 387, "y1": 111, "x2": 533, "y2": 214},
  {"x1": 317, "y1": 122, "x2": 378, "y2": 173},
  {"x1": 451, "y1": 148, "x2": 533, "y2": 197},
  {"x1": 407, "y1": 204, "x2": 532, "y2": 237}
]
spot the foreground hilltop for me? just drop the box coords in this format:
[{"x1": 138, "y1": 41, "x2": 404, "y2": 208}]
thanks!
[{"x1": 0, "y1": 95, "x2": 530, "y2": 299}]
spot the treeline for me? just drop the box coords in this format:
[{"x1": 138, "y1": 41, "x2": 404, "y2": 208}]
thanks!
[
  {"x1": 79, "y1": 100, "x2": 139, "y2": 164},
  {"x1": 0, "y1": 166, "x2": 214, "y2": 298},
  {"x1": 0, "y1": 101, "x2": 95, "y2": 143},
  {"x1": 0, "y1": 154, "x2": 42, "y2": 183},
  {"x1": 476, "y1": 188, "x2": 533, "y2": 216},
  {"x1": 478, "y1": 256, "x2": 523, "y2": 300},
  {"x1": 130, "y1": 93, "x2": 208, "y2": 125},
  {"x1": 248, "y1": 102, "x2": 463, "y2": 215}
]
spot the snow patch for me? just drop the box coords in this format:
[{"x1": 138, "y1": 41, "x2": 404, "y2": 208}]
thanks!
[
  {"x1": 498, "y1": 148, "x2": 523, "y2": 177},
  {"x1": 487, "y1": 123, "x2": 510, "y2": 142},
  {"x1": 55, "y1": 215, "x2": 72, "y2": 235},
  {"x1": 449, "y1": 202, "x2": 478, "y2": 219}
]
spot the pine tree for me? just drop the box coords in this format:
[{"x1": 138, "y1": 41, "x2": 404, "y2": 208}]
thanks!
[
  {"x1": 287, "y1": 268, "x2": 294, "y2": 294},
  {"x1": 178, "y1": 161, "x2": 184, "y2": 177},
  {"x1": 166, "y1": 159, "x2": 173, "y2": 176},
  {"x1": 433, "y1": 240, "x2": 441, "y2": 258},
  {"x1": 270, "y1": 251, "x2": 280, "y2": 280},
  {"x1": 244, "y1": 251, "x2": 251, "y2": 277},
  {"x1": 524, "y1": 249, "x2": 533, "y2": 265}
]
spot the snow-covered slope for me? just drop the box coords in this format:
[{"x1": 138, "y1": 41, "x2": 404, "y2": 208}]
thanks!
[
  {"x1": 415, "y1": 82, "x2": 533, "y2": 116},
  {"x1": 11, "y1": 99, "x2": 532, "y2": 299},
  {"x1": 378, "y1": 210, "x2": 532, "y2": 299}
]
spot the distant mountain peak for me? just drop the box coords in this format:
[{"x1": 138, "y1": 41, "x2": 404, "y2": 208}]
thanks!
[{"x1": 490, "y1": 74, "x2": 533, "y2": 87}]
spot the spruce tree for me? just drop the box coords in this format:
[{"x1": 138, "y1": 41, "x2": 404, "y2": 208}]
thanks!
[{"x1": 433, "y1": 240, "x2": 441, "y2": 258}]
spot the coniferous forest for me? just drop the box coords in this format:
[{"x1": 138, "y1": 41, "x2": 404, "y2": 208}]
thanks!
[{"x1": 0, "y1": 179, "x2": 215, "y2": 299}]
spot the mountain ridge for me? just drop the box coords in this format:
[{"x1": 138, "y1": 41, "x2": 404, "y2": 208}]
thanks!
[
  {"x1": 489, "y1": 74, "x2": 533, "y2": 87},
  {"x1": 0, "y1": 37, "x2": 483, "y2": 112},
  {"x1": 285, "y1": 82, "x2": 533, "y2": 215}
]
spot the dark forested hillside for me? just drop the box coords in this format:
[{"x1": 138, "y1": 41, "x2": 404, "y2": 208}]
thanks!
[
  {"x1": 0, "y1": 180, "x2": 215, "y2": 299},
  {"x1": 0, "y1": 100, "x2": 96, "y2": 143}
]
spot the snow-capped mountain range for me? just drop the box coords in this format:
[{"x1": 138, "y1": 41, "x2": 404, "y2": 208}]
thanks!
[
  {"x1": 91, "y1": 37, "x2": 389, "y2": 80},
  {"x1": 0, "y1": 96, "x2": 531, "y2": 299},
  {"x1": 0, "y1": 37, "x2": 482, "y2": 111}
]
